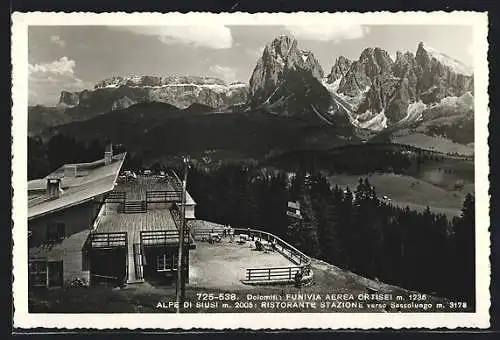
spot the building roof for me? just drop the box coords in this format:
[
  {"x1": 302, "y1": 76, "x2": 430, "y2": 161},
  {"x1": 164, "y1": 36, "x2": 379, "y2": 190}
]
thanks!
[{"x1": 28, "y1": 153, "x2": 127, "y2": 220}]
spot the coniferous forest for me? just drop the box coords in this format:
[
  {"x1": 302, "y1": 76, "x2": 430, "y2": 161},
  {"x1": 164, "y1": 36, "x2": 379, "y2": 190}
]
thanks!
[{"x1": 186, "y1": 164, "x2": 475, "y2": 306}]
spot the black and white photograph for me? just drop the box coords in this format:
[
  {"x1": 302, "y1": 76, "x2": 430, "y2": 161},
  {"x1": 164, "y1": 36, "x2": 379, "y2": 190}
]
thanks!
[{"x1": 12, "y1": 11, "x2": 490, "y2": 329}]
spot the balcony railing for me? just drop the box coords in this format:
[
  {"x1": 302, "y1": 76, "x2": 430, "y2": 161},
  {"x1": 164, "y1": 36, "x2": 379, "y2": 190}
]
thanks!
[
  {"x1": 145, "y1": 190, "x2": 182, "y2": 203},
  {"x1": 87, "y1": 232, "x2": 127, "y2": 249},
  {"x1": 140, "y1": 230, "x2": 190, "y2": 247}
]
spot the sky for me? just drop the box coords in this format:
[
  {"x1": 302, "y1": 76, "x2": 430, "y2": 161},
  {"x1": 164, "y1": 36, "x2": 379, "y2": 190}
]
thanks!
[{"x1": 28, "y1": 25, "x2": 474, "y2": 106}]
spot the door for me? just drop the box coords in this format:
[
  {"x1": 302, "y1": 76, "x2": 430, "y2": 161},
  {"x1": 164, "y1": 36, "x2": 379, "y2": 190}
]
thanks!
[
  {"x1": 47, "y1": 261, "x2": 63, "y2": 287},
  {"x1": 90, "y1": 248, "x2": 126, "y2": 285}
]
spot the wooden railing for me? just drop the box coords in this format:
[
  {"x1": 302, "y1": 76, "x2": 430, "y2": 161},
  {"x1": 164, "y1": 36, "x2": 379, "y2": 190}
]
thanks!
[
  {"x1": 140, "y1": 230, "x2": 190, "y2": 247},
  {"x1": 145, "y1": 190, "x2": 182, "y2": 203},
  {"x1": 192, "y1": 230, "x2": 224, "y2": 240},
  {"x1": 88, "y1": 232, "x2": 127, "y2": 249},
  {"x1": 246, "y1": 266, "x2": 303, "y2": 281},
  {"x1": 231, "y1": 227, "x2": 312, "y2": 283},
  {"x1": 105, "y1": 191, "x2": 126, "y2": 203},
  {"x1": 123, "y1": 200, "x2": 147, "y2": 214},
  {"x1": 168, "y1": 169, "x2": 183, "y2": 191}
]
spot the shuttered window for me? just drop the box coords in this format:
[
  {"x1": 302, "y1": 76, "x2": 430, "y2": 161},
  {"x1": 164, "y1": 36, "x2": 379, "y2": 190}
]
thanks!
[{"x1": 47, "y1": 222, "x2": 65, "y2": 242}]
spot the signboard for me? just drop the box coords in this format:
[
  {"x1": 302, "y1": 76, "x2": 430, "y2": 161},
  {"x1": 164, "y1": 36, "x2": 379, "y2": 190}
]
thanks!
[{"x1": 287, "y1": 201, "x2": 302, "y2": 219}]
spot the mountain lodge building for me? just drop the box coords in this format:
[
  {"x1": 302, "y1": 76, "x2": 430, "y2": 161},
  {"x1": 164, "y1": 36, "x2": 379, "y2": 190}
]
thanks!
[{"x1": 27, "y1": 145, "x2": 196, "y2": 288}]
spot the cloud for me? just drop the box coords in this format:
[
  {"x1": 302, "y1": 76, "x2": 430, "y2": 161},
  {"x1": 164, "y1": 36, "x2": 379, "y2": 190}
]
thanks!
[
  {"x1": 28, "y1": 56, "x2": 76, "y2": 75},
  {"x1": 284, "y1": 25, "x2": 370, "y2": 42},
  {"x1": 110, "y1": 26, "x2": 233, "y2": 49},
  {"x1": 50, "y1": 35, "x2": 65, "y2": 48},
  {"x1": 209, "y1": 65, "x2": 237, "y2": 83},
  {"x1": 28, "y1": 57, "x2": 90, "y2": 105}
]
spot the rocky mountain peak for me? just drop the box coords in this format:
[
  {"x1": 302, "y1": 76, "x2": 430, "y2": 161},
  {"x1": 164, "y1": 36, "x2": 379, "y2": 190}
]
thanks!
[
  {"x1": 414, "y1": 42, "x2": 473, "y2": 103},
  {"x1": 337, "y1": 46, "x2": 393, "y2": 97},
  {"x1": 249, "y1": 35, "x2": 324, "y2": 106},
  {"x1": 392, "y1": 51, "x2": 417, "y2": 76},
  {"x1": 395, "y1": 51, "x2": 403, "y2": 62},
  {"x1": 58, "y1": 91, "x2": 80, "y2": 106},
  {"x1": 268, "y1": 35, "x2": 297, "y2": 57},
  {"x1": 327, "y1": 41, "x2": 474, "y2": 130},
  {"x1": 415, "y1": 41, "x2": 431, "y2": 68},
  {"x1": 326, "y1": 56, "x2": 352, "y2": 84},
  {"x1": 359, "y1": 47, "x2": 394, "y2": 76},
  {"x1": 416, "y1": 41, "x2": 472, "y2": 76}
]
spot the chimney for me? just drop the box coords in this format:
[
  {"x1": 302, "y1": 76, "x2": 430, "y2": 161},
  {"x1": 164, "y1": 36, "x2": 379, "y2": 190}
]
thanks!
[
  {"x1": 64, "y1": 164, "x2": 77, "y2": 178},
  {"x1": 104, "y1": 142, "x2": 113, "y2": 165},
  {"x1": 46, "y1": 178, "x2": 62, "y2": 199}
]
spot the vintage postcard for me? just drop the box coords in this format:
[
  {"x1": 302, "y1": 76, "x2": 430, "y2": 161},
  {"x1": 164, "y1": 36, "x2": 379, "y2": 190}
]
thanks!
[{"x1": 12, "y1": 11, "x2": 490, "y2": 329}]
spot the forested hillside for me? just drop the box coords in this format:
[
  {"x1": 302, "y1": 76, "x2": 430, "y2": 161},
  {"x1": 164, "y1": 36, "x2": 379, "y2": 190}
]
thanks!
[{"x1": 186, "y1": 164, "x2": 475, "y2": 305}]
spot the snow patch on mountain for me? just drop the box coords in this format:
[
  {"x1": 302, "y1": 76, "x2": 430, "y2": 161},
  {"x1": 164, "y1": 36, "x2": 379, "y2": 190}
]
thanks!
[
  {"x1": 439, "y1": 92, "x2": 474, "y2": 111},
  {"x1": 424, "y1": 45, "x2": 473, "y2": 76},
  {"x1": 355, "y1": 111, "x2": 388, "y2": 131},
  {"x1": 96, "y1": 82, "x2": 248, "y2": 96},
  {"x1": 322, "y1": 78, "x2": 341, "y2": 93},
  {"x1": 405, "y1": 101, "x2": 427, "y2": 122}
]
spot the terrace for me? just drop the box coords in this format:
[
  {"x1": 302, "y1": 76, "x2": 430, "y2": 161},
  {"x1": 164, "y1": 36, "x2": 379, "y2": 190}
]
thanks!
[
  {"x1": 187, "y1": 221, "x2": 312, "y2": 288},
  {"x1": 90, "y1": 174, "x2": 193, "y2": 285},
  {"x1": 189, "y1": 240, "x2": 297, "y2": 289},
  {"x1": 88, "y1": 175, "x2": 311, "y2": 289}
]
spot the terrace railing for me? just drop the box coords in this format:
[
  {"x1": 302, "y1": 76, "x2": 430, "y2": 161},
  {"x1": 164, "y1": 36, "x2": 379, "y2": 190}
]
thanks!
[
  {"x1": 140, "y1": 230, "x2": 190, "y2": 247},
  {"x1": 168, "y1": 169, "x2": 183, "y2": 191},
  {"x1": 123, "y1": 200, "x2": 147, "y2": 214},
  {"x1": 87, "y1": 232, "x2": 127, "y2": 249},
  {"x1": 245, "y1": 266, "x2": 303, "y2": 282},
  {"x1": 232, "y1": 228, "x2": 312, "y2": 284},
  {"x1": 145, "y1": 190, "x2": 182, "y2": 203},
  {"x1": 105, "y1": 191, "x2": 126, "y2": 203}
]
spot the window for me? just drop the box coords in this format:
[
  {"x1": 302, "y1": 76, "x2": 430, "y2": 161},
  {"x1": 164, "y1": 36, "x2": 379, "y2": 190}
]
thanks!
[
  {"x1": 47, "y1": 222, "x2": 65, "y2": 242},
  {"x1": 156, "y1": 253, "x2": 176, "y2": 272},
  {"x1": 29, "y1": 260, "x2": 64, "y2": 288},
  {"x1": 29, "y1": 261, "x2": 47, "y2": 287}
]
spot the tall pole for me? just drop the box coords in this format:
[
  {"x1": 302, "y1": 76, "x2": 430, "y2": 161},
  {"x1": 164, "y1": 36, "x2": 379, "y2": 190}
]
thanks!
[{"x1": 176, "y1": 155, "x2": 189, "y2": 313}]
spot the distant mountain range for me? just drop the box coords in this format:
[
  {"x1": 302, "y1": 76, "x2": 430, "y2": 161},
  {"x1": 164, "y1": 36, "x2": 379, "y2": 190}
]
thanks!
[
  {"x1": 29, "y1": 35, "x2": 474, "y2": 155},
  {"x1": 28, "y1": 76, "x2": 248, "y2": 135}
]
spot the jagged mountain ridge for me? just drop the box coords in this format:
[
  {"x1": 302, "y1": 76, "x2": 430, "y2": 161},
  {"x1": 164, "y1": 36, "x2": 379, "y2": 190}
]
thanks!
[
  {"x1": 246, "y1": 36, "x2": 470, "y2": 139},
  {"x1": 58, "y1": 76, "x2": 248, "y2": 110},
  {"x1": 319, "y1": 41, "x2": 474, "y2": 134},
  {"x1": 30, "y1": 36, "x2": 473, "y2": 147}
]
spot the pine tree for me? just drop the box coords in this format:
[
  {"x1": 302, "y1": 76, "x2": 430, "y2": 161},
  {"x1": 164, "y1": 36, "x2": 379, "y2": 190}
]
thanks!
[
  {"x1": 310, "y1": 175, "x2": 342, "y2": 262},
  {"x1": 453, "y1": 193, "x2": 475, "y2": 303},
  {"x1": 286, "y1": 170, "x2": 320, "y2": 258}
]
